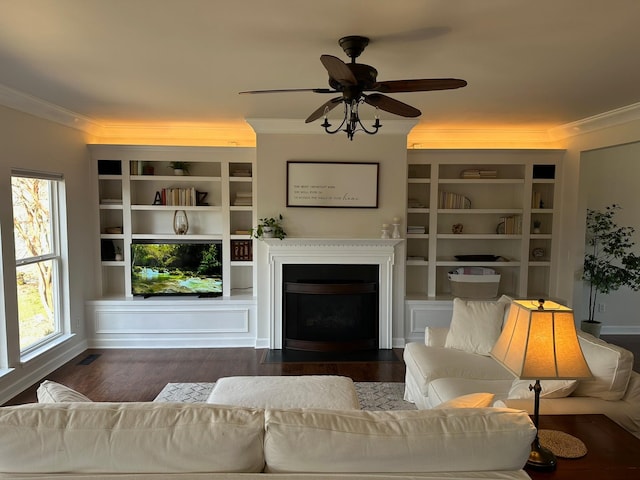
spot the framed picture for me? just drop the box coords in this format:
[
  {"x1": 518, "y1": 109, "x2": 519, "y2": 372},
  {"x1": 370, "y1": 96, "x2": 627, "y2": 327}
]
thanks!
[{"x1": 286, "y1": 161, "x2": 379, "y2": 208}]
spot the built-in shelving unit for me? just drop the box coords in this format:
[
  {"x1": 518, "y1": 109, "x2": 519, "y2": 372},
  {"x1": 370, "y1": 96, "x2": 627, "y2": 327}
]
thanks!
[
  {"x1": 92, "y1": 145, "x2": 256, "y2": 299},
  {"x1": 405, "y1": 149, "x2": 563, "y2": 302},
  {"x1": 88, "y1": 145, "x2": 258, "y2": 349}
]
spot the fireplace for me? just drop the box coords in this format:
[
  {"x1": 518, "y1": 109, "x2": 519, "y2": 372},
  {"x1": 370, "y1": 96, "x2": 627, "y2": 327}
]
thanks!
[
  {"x1": 283, "y1": 264, "x2": 379, "y2": 352},
  {"x1": 265, "y1": 238, "x2": 402, "y2": 350}
]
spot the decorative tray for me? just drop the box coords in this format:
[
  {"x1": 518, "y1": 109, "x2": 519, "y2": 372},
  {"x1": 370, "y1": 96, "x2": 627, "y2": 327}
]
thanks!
[{"x1": 454, "y1": 255, "x2": 501, "y2": 262}]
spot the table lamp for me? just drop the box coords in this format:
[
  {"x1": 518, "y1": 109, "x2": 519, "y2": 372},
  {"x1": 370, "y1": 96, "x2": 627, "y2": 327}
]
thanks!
[{"x1": 490, "y1": 299, "x2": 591, "y2": 471}]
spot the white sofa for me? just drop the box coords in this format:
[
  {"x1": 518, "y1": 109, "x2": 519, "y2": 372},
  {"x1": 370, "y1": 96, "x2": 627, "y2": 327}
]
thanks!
[
  {"x1": 403, "y1": 298, "x2": 640, "y2": 438},
  {"x1": 0, "y1": 399, "x2": 537, "y2": 479}
]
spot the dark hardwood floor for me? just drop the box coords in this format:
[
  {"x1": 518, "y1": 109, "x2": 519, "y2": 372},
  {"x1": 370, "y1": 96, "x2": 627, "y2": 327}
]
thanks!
[
  {"x1": 4, "y1": 334, "x2": 639, "y2": 407},
  {"x1": 3, "y1": 347, "x2": 406, "y2": 406}
]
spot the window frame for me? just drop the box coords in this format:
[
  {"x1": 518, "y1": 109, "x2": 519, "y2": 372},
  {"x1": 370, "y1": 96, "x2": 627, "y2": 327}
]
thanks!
[{"x1": 11, "y1": 171, "x2": 66, "y2": 357}]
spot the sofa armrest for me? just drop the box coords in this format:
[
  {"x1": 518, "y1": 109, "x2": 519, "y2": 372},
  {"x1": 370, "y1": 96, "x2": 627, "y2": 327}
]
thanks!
[{"x1": 425, "y1": 327, "x2": 449, "y2": 347}]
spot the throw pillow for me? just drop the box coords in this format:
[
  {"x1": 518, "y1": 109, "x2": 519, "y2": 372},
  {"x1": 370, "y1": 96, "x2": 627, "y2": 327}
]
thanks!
[
  {"x1": 572, "y1": 332, "x2": 634, "y2": 401},
  {"x1": 434, "y1": 392, "x2": 495, "y2": 409},
  {"x1": 444, "y1": 296, "x2": 511, "y2": 356},
  {"x1": 508, "y1": 379, "x2": 578, "y2": 399},
  {"x1": 36, "y1": 380, "x2": 93, "y2": 403}
]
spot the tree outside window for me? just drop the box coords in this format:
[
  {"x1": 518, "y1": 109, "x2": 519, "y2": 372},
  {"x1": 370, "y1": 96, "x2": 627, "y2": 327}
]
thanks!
[{"x1": 11, "y1": 175, "x2": 62, "y2": 351}]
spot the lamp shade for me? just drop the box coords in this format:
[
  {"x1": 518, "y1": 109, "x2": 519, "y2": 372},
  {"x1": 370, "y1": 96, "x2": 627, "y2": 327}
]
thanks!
[{"x1": 490, "y1": 300, "x2": 591, "y2": 380}]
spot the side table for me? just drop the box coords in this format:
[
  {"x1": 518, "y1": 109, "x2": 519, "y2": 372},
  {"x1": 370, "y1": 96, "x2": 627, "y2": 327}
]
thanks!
[{"x1": 526, "y1": 414, "x2": 640, "y2": 480}]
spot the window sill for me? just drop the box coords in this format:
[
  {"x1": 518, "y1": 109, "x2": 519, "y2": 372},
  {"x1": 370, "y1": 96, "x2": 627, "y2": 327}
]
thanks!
[{"x1": 20, "y1": 333, "x2": 76, "y2": 365}]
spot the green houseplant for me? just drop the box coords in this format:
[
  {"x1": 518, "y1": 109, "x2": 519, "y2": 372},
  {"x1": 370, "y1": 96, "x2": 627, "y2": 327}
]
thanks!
[
  {"x1": 251, "y1": 214, "x2": 286, "y2": 240},
  {"x1": 168, "y1": 162, "x2": 191, "y2": 175},
  {"x1": 582, "y1": 204, "x2": 640, "y2": 336}
]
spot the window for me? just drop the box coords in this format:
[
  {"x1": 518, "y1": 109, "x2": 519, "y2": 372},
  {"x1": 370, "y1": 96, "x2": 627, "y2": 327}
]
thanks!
[{"x1": 11, "y1": 172, "x2": 64, "y2": 353}]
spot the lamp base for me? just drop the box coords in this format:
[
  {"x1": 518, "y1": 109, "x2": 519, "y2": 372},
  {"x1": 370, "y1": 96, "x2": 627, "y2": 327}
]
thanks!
[{"x1": 527, "y1": 437, "x2": 557, "y2": 471}]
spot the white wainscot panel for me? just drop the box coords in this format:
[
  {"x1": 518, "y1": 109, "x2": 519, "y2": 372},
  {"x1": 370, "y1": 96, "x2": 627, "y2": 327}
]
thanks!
[
  {"x1": 405, "y1": 300, "x2": 453, "y2": 343},
  {"x1": 86, "y1": 299, "x2": 257, "y2": 348},
  {"x1": 95, "y1": 308, "x2": 248, "y2": 334}
]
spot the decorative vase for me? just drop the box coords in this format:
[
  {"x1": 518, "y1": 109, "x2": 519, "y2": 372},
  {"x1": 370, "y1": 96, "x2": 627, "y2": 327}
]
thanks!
[
  {"x1": 580, "y1": 320, "x2": 602, "y2": 338},
  {"x1": 173, "y1": 210, "x2": 189, "y2": 235}
]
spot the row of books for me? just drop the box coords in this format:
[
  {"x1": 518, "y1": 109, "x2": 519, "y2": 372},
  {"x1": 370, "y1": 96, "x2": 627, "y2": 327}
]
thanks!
[
  {"x1": 438, "y1": 191, "x2": 471, "y2": 209},
  {"x1": 156, "y1": 187, "x2": 198, "y2": 206},
  {"x1": 407, "y1": 225, "x2": 426, "y2": 234},
  {"x1": 498, "y1": 215, "x2": 523, "y2": 234}
]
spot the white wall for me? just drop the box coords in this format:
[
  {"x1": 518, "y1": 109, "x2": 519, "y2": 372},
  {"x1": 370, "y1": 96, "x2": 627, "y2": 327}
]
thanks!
[
  {"x1": 555, "y1": 119, "x2": 640, "y2": 333},
  {"x1": 576, "y1": 141, "x2": 640, "y2": 331},
  {"x1": 252, "y1": 124, "x2": 410, "y2": 346},
  {"x1": 0, "y1": 105, "x2": 92, "y2": 402}
]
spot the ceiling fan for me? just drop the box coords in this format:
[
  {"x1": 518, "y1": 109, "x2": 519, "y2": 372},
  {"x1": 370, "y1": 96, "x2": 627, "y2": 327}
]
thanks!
[{"x1": 240, "y1": 35, "x2": 467, "y2": 139}]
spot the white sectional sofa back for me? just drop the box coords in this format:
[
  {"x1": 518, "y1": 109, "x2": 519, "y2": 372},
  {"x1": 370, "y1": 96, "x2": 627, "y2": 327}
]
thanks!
[{"x1": 0, "y1": 401, "x2": 536, "y2": 479}]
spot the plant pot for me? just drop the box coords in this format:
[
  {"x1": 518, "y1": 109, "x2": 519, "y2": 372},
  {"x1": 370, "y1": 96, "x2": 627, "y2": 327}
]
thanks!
[
  {"x1": 173, "y1": 169, "x2": 185, "y2": 176},
  {"x1": 262, "y1": 227, "x2": 274, "y2": 238},
  {"x1": 580, "y1": 320, "x2": 602, "y2": 338}
]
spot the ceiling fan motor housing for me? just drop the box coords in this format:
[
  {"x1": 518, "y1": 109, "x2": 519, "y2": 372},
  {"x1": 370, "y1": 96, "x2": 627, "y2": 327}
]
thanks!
[{"x1": 338, "y1": 35, "x2": 370, "y2": 60}]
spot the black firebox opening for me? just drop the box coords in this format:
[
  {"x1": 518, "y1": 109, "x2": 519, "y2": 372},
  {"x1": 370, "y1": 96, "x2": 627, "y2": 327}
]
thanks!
[{"x1": 283, "y1": 264, "x2": 379, "y2": 352}]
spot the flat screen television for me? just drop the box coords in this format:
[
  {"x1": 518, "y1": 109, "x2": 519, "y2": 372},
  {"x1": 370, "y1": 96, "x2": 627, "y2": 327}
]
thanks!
[{"x1": 131, "y1": 240, "x2": 223, "y2": 297}]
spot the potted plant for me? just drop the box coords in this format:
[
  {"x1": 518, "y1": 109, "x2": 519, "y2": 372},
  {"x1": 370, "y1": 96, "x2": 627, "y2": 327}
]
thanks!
[
  {"x1": 582, "y1": 204, "x2": 640, "y2": 337},
  {"x1": 532, "y1": 220, "x2": 542, "y2": 234},
  {"x1": 251, "y1": 215, "x2": 286, "y2": 240},
  {"x1": 168, "y1": 162, "x2": 190, "y2": 175}
]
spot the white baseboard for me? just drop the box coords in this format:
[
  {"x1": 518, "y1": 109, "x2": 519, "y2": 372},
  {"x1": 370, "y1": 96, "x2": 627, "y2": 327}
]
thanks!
[{"x1": 0, "y1": 339, "x2": 88, "y2": 405}]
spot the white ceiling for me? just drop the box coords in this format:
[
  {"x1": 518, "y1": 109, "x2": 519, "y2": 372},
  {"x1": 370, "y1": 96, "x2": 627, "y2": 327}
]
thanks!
[{"x1": 1, "y1": 0, "x2": 640, "y2": 143}]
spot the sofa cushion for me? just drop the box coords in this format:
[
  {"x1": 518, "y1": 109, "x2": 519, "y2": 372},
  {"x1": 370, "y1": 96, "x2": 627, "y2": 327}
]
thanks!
[
  {"x1": 444, "y1": 296, "x2": 511, "y2": 356},
  {"x1": 508, "y1": 379, "x2": 578, "y2": 399},
  {"x1": 263, "y1": 407, "x2": 536, "y2": 473},
  {"x1": 37, "y1": 380, "x2": 93, "y2": 403},
  {"x1": 404, "y1": 342, "x2": 514, "y2": 396},
  {"x1": 433, "y1": 392, "x2": 495, "y2": 409},
  {"x1": 573, "y1": 332, "x2": 634, "y2": 401},
  {"x1": 0, "y1": 403, "x2": 265, "y2": 474}
]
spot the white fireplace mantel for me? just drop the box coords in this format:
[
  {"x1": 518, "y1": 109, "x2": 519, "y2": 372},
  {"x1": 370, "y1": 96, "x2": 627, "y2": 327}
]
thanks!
[{"x1": 264, "y1": 238, "x2": 403, "y2": 350}]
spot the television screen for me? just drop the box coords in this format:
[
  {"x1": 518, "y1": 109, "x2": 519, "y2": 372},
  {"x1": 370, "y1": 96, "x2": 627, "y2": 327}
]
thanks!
[{"x1": 131, "y1": 240, "x2": 222, "y2": 297}]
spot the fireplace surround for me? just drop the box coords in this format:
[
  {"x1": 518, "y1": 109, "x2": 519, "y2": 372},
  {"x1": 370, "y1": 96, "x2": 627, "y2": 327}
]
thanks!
[{"x1": 265, "y1": 238, "x2": 402, "y2": 350}]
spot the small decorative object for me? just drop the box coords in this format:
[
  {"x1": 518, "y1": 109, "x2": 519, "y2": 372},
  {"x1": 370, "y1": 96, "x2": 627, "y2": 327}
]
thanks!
[
  {"x1": 392, "y1": 217, "x2": 402, "y2": 239},
  {"x1": 381, "y1": 224, "x2": 390, "y2": 239},
  {"x1": 142, "y1": 162, "x2": 154, "y2": 175},
  {"x1": 114, "y1": 247, "x2": 123, "y2": 262},
  {"x1": 532, "y1": 247, "x2": 545, "y2": 259},
  {"x1": 251, "y1": 215, "x2": 286, "y2": 240},
  {"x1": 173, "y1": 210, "x2": 189, "y2": 235},
  {"x1": 169, "y1": 161, "x2": 191, "y2": 175},
  {"x1": 452, "y1": 223, "x2": 463, "y2": 234},
  {"x1": 533, "y1": 220, "x2": 542, "y2": 234},
  {"x1": 196, "y1": 190, "x2": 209, "y2": 206},
  {"x1": 153, "y1": 191, "x2": 163, "y2": 205},
  {"x1": 582, "y1": 204, "x2": 640, "y2": 337}
]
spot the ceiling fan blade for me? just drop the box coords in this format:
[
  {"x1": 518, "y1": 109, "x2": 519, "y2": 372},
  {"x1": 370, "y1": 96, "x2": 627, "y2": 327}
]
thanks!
[
  {"x1": 305, "y1": 97, "x2": 343, "y2": 123},
  {"x1": 371, "y1": 78, "x2": 467, "y2": 93},
  {"x1": 364, "y1": 93, "x2": 421, "y2": 118},
  {"x1": 239, "y1": 88, "x2": 335, "y2": 94},
  {"x1": 320, "y1": 55, "x2": 357, "y2": 85}
]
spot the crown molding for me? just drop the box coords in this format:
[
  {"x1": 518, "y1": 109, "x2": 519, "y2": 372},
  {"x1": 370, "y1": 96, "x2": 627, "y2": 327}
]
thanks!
[
  {"x1": 549, "y1": 102, "x2": 640, "y2": 140},
  {"x1": 0, "y1": 83, "x2": 104, "y2": 136}
]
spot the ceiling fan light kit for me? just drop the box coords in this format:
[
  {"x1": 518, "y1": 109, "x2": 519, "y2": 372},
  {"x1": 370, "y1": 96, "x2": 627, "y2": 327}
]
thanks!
[{"x1": 240, "y1": 35, "x2": 467, "y2": 141}]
